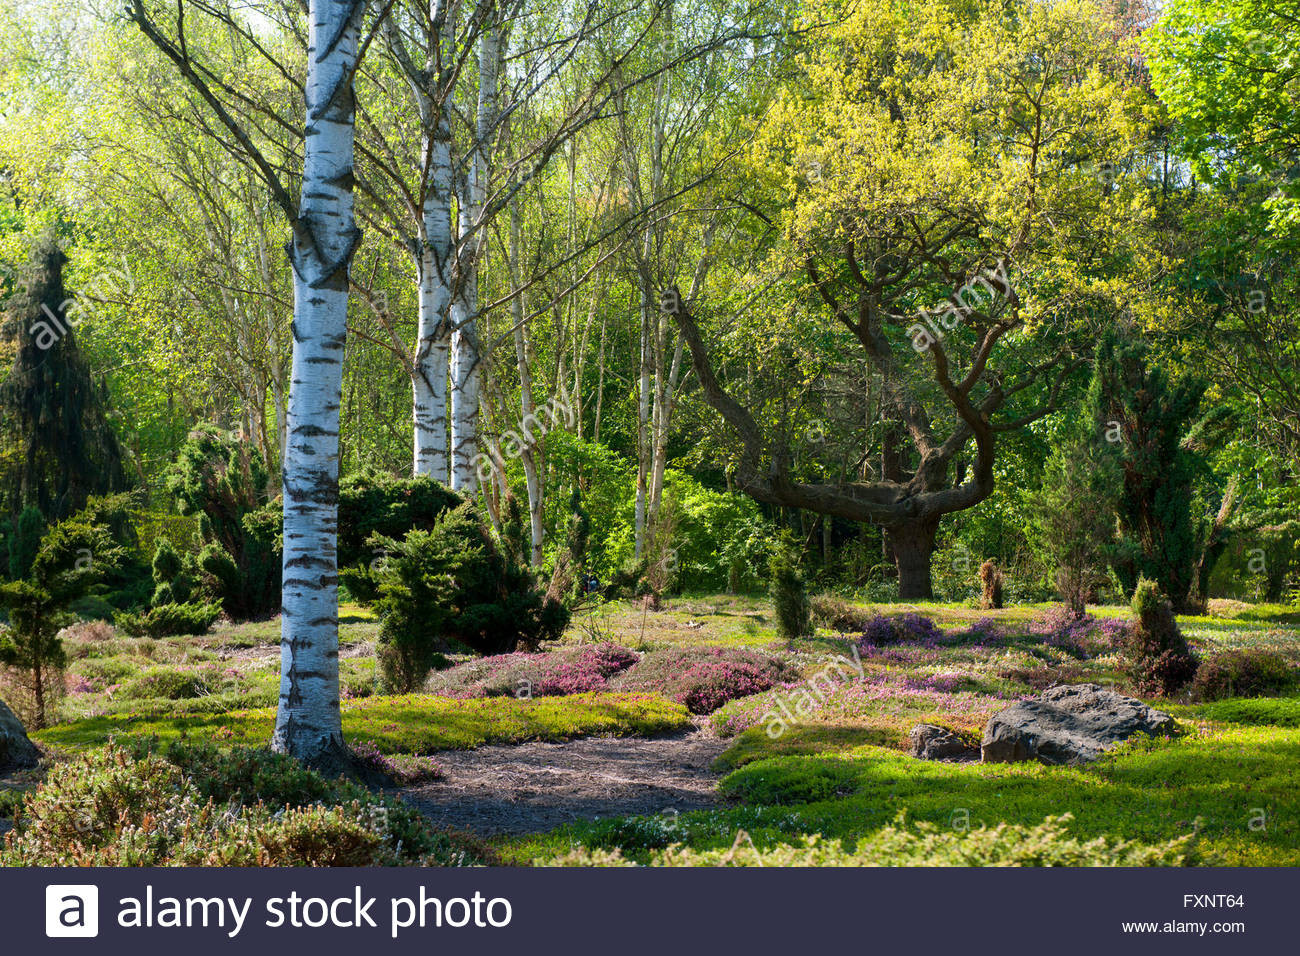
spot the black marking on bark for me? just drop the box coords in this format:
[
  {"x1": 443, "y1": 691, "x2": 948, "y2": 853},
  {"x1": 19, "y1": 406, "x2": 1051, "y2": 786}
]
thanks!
[{"x1": 283, "y1": 576, "x2": 328, "y2": 590}]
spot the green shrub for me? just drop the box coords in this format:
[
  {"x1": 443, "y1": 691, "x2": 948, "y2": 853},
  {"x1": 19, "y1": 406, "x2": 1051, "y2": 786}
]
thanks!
[
  {"x1": 7, "y1": 507, "x2": 45, "y2": 581},
  {"x1": 116, "y1": 601, "x2": 221, "y2": 638},
  {"x1": 197, "y1": 542, "x2": 242, "y2": 608},
  {"x1": 0, "y1": 509, "x2": 125, "y2": 726},
  {"x1": 164, "y1": 427, "x2": 280, "y2": 617},
  {"x1": 1125, "y1": 577, "x2": 1198, "y2": 696},
  {"x1": 337, "y1": 471, "x2": 464, "y2": 568},
  {"x1": 544, "y1": 813, "x2": 1190, "y2": 867},
  {"x1": 769, "y1": 546, "x2": 812, "y2": 641},
  {"x1": 370, "y1": 503, "x2": 568, "y2": 691},
  {"x1": 151, "y1": 538, "x2": 190, "y2": 602},
  {"x1": 1192, "y1": 650, "x2": 1298, "y2": 701}
]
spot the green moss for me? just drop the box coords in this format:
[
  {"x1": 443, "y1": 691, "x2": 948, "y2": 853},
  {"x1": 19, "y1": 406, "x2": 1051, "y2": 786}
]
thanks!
[
  {"x1": 1181, "y1": 697, "x2": 1300, "y2": 728},
  {"x1": 711, "y1": 724, "x2": 893, "y2": 773},
  {"x1": 35, "y1": 691, "x2": 691, "y2": 753}
]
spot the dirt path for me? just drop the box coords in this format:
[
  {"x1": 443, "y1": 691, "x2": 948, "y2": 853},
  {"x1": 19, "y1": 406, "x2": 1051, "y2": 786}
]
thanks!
[{"x1": 399, "y1": 727, "x2": 730, "y2": 837}]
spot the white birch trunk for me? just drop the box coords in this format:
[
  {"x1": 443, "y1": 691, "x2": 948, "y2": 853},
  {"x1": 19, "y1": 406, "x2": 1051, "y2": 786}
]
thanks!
[
  {"x1": 273, "y1": 0, "x2": 362, "y2": 766},
  {"x1": 412, "y1": 96, "x2": 454, "y2": 480},
  {"x1": 450, "y1": 25, "x2": 500, "y2": 491}
]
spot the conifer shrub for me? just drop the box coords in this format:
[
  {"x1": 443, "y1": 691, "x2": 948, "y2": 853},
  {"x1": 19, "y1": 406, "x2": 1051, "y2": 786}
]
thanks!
[
  {"x1": 164, "y1": 427, "x2": 280, "y2": 617},
  {"x1": 369, "y1": 503, "x2": 570, "y2": 692},
  {"x1": 7, "y1": 507, "x2": 44, "y2": 581},
  {"x1": 768, "y1": 546, "x2": 812, "y2": 641},
  {"x1": 116, "y1": 601, "x2": 222, "y2": 638},
  {"x1": 0, "y1": 509, "x2": 124, "y2": 726},
  {"x1": 1124, "y1": 577, "x2": 1198, "y2": 696}
]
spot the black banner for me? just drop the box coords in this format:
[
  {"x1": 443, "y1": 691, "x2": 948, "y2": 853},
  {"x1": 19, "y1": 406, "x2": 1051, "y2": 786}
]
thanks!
[{"x1": 4, "y1": 866, "x2": 1290, "y2": 954}]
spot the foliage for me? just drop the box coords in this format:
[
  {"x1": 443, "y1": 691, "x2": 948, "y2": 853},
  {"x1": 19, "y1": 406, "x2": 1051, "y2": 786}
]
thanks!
[
  {"x1": 1125, "y1": 578, "x2": 1199, "y2": 696},
  {"x1": 164, "y1": 427, "x2": 278, "y2": 617},
  {"x1": 0, "y1": 742, "x2": 487, "y2": 866},
  {"x1": 33, "y1": 692, "x2": 694, "y2": 753},
  {"x1": 664, "y1": 473, "x2": 776, "y2": 593},
  {"x1": 115, "y1": 601, "x2": 222, "y2": 638},
  {"x1": 368, "y1": 503, "x2": 569, "y2": 692},
  {"x1": 0, "y1": 238, "x2": 130, "y2": 520},
  {"x1": 1148, "y1": 0, "x2": 1300, "y2": 235},
  {"x1": 1191, "y1": 650, "x2": 1298, "y2": 702},
  {"x1": 0, "y1": 506, "x2": 124, "y2": 726},
  {"x1": 1089, "y1": 331, "x2": 1215, "y2": 609},
  {"x1": 336, "y1": 470, "x2": 463, "y2": 568},
  {"x1": 768, "y1": 542, "x2": 812, "y2": 641},
  {"x1": 543, "y1": 813, "x2": 1190, "y2": 867}
]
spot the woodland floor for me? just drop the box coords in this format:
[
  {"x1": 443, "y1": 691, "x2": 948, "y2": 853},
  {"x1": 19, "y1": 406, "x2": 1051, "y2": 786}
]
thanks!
[{"x1": 398, "y1": 724, "x2": 729, "y2": 837}]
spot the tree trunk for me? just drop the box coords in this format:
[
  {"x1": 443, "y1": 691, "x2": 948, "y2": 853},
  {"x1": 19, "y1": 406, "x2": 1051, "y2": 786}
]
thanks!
[
  {"x1": 450, "y1": 25, "x2": 500, "y2": 491},
  {"x1": 885, "y1": 518, "x2": 940, "y2": 601},
  {"x1": 273, "y1": 0, "x2": 361, "y2": 769},
  {"x1": 412, "y1": 60, "x2": 454, "y2": 480},
  {"x1": 32, "y1": 655, "x2": 45, "y2": 730}
]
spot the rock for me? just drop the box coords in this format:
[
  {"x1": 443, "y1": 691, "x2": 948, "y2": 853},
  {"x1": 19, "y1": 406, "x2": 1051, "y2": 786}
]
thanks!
[
  {"x1": 909, "y1": 723, "x2": 979, "y2": 761},
  {"x1": 981, "y1": 683, "x2": 1177, "y2": 765},
  {"x1": 0, "y1": 697, "x2": 41, "y2": 773}
]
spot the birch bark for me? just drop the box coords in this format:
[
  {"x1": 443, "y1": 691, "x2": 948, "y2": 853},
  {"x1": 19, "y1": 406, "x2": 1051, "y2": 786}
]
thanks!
[
  {"x1": 451, "y1": 23, "x2": 501, "y2": 491},
  {"x1": 408, "y1": 4, "x2": 455, "y2": 480},
  {"x1": 273, "y1": 0, "x2": 364, "y2": 765}
]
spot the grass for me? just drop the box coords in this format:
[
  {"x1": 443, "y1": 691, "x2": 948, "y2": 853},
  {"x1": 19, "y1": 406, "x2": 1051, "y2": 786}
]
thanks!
[
  {"x1": 507, "y1": 720, "x2": 1300, "y2": 866},
  {"x1": 33, "y1": 691, "x2": 692, "y2": 753}
]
